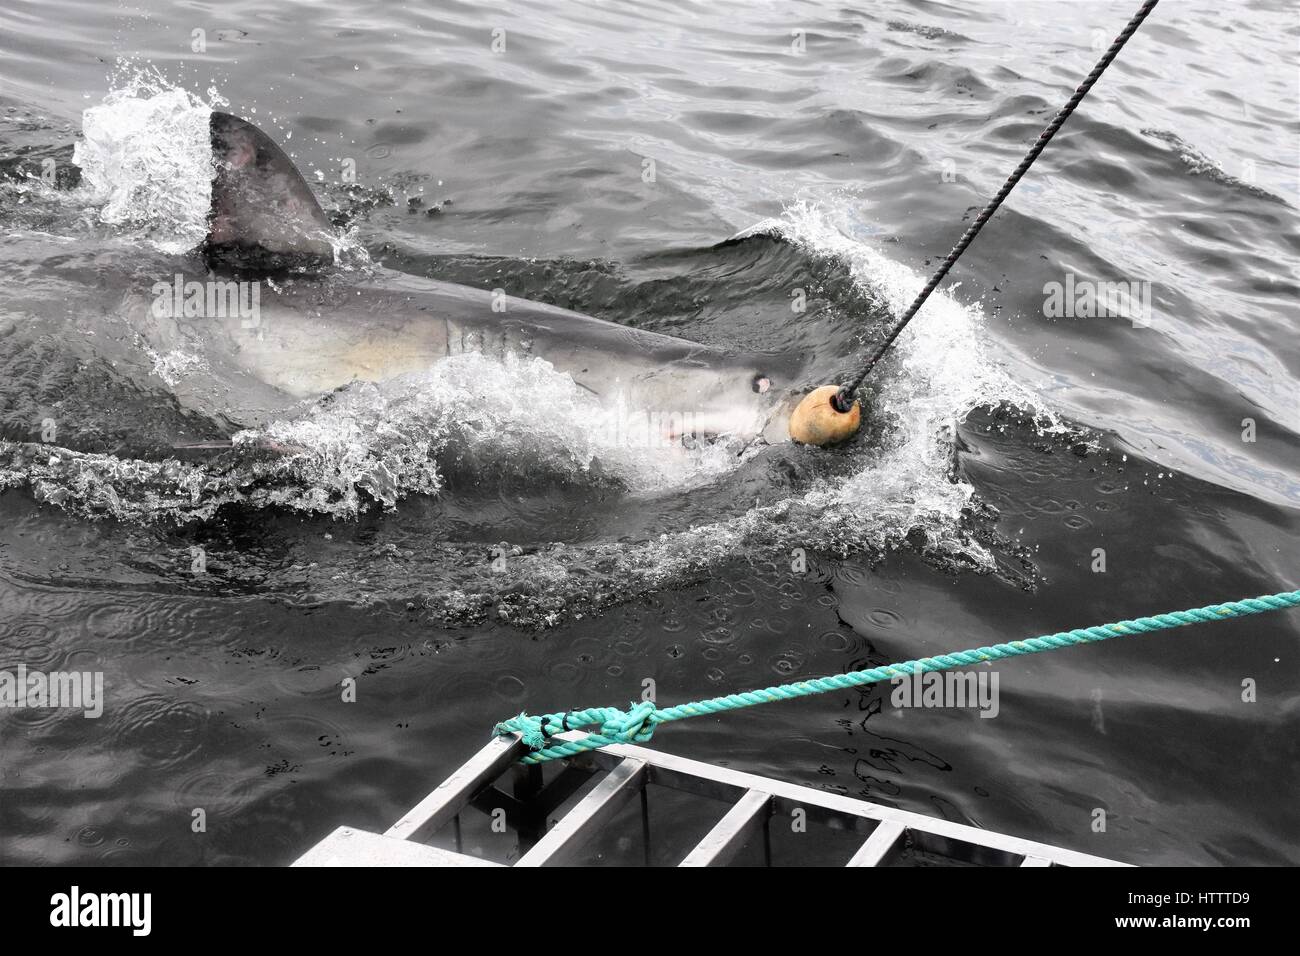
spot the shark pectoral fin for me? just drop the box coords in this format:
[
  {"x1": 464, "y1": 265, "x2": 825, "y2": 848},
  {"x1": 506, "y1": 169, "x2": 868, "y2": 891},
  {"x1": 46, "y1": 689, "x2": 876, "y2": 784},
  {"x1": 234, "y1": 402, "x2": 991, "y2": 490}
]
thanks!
[
  {"x1": 759, "y1": 393, "x2": 802, "y2": 445},
  {"x1": 206, "y1": 112, "x2": 337, "y2": 264},
  {"x1": 760, "y1": 415, "x2": 790, "y2": 445}
]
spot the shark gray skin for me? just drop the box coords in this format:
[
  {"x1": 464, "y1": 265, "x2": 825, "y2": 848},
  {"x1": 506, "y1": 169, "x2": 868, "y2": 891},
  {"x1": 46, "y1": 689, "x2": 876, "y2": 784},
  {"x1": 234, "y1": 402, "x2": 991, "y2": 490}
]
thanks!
[{"x1": 162, "y1": 112, "x2": 810, "y2": 448}]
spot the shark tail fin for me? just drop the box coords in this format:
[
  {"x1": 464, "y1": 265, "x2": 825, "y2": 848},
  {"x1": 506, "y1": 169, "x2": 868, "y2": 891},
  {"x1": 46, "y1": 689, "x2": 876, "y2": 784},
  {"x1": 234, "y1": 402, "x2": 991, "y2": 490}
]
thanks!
[{"x1": 206, "y1": 111, "x2": 337, "y2": 265}]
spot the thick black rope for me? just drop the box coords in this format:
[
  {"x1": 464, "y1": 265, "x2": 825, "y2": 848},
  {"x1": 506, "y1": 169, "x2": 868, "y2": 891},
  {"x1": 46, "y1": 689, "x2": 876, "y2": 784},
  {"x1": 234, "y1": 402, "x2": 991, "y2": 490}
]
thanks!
[{"x1": 833, "y1": 0, "x2": 1159, "y2": 412}]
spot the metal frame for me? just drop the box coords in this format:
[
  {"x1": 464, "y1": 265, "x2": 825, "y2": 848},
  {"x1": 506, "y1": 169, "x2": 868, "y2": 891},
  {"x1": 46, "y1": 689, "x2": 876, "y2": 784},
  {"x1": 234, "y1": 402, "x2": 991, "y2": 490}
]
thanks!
[{"x1": 294, "y1": 731, "x2": 1129, "y2": 867}]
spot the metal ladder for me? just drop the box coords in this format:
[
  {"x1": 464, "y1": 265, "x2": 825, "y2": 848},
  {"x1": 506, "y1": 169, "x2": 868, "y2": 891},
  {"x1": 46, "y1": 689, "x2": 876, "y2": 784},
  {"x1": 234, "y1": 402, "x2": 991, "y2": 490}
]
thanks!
[{"x1": 294, "y1": 731, "x2": 1128, "y2": 867}]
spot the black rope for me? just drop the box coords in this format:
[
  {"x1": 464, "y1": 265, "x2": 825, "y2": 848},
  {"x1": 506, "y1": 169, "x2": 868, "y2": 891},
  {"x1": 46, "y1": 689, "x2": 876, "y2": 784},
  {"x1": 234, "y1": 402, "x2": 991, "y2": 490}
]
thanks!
[{"x1": 834, "y1": 0, "x2": 1159, "y2": 412}]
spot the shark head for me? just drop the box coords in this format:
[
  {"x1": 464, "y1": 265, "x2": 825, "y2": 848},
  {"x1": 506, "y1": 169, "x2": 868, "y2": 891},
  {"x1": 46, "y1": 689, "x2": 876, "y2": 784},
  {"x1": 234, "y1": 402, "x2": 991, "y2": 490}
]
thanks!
[
  {"x1": 646, "y1": 351, "x2": 809, "y2": 446},
  {"x1": 206, "y1": 111, "x2": 337, "y2": 266}
]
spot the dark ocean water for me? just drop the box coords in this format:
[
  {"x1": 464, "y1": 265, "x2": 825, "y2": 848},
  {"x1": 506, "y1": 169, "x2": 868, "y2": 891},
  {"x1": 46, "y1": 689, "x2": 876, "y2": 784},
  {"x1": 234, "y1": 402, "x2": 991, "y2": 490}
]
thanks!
[{"x1": 0, "y1": 0, "x2": 1297, "y2": 866}]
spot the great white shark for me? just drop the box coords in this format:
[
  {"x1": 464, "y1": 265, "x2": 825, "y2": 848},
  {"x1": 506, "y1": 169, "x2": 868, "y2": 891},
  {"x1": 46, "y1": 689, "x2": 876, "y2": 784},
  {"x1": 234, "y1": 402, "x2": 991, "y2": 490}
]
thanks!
[{"x1": 142, "y1": 112, "x2": 815, "y2": 451}]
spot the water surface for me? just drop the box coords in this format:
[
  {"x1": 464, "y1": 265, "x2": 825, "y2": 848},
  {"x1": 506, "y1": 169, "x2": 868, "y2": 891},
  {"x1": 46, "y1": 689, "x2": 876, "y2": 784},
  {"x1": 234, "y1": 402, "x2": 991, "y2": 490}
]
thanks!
[{"x1": 0, "y1": 0, "x2": 1297, "y2": 865}]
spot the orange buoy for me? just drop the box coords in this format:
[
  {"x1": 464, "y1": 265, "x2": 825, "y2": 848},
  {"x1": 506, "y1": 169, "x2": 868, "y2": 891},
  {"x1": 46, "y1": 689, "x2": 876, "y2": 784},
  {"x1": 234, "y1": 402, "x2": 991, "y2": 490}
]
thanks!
[{"x1": 788, "y1": 385, "x2": 861, "y2": 446}]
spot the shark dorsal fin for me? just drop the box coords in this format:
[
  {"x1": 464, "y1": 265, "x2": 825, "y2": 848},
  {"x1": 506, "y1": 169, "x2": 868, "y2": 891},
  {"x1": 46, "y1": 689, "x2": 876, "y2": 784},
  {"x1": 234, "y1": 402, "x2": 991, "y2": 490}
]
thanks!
[{"x1": 207, "y1": 111, "x2": 335, "y2": 263}]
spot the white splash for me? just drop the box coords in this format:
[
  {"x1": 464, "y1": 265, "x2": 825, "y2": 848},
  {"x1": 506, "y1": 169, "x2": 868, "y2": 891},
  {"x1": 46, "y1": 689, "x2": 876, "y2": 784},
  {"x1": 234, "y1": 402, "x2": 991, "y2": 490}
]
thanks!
[
  {"x1": 238, "y1": 351, "x2": 749, "y2": 503},
  {"x1": 146, "y1": 346, "x2": 206, "y2": 387},
  {"x1": 72, "y1": 67, "x2": 221, "y2": 252},
  {"x1": 701, "y1": 201, "x2": 1064, "y2": 564},
  {"x1": 402, "y1": 352, "x2": 750, "y2": 494}
]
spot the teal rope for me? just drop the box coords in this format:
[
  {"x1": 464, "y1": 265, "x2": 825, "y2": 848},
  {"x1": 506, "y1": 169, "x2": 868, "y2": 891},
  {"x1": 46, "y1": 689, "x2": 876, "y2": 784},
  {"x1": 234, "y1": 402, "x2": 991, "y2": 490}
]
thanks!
[{"x1": 495, "y1": 589, "x2": 1300, "y2": 765}]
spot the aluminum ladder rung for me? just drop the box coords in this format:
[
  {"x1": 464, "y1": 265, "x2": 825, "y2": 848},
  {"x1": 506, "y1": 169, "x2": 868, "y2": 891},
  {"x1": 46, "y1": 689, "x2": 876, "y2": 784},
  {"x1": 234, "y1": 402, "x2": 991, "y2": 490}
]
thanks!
[
  {"x1": 385, "y1": 734, "x2": 525, "y2": 843},
  {"x1": 679, "y1": 789, "x2": 772, "y2": 867},
  {"x1": 515, "y1": 758, "x2": 648, "y2": 867},
  {"x1": 846, "y1": 819, "x2": 907, "y2": 866}
]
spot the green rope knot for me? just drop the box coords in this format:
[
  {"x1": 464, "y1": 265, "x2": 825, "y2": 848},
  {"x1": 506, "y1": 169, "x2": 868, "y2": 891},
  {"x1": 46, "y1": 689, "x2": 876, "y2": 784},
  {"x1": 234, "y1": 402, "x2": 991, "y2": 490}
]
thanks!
[
  {"x1": 501, "y1": 713, "x2": 550, "y2": 750},
  {"x1": 600, "y1": 700, "x2": 660, "y2": 745},
  {"x1": 494, "y1": 709, "x2": 585, "y2": 749},
  {"x1": 494, "y1": 700, "x2": 663, "y2": 756}
]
